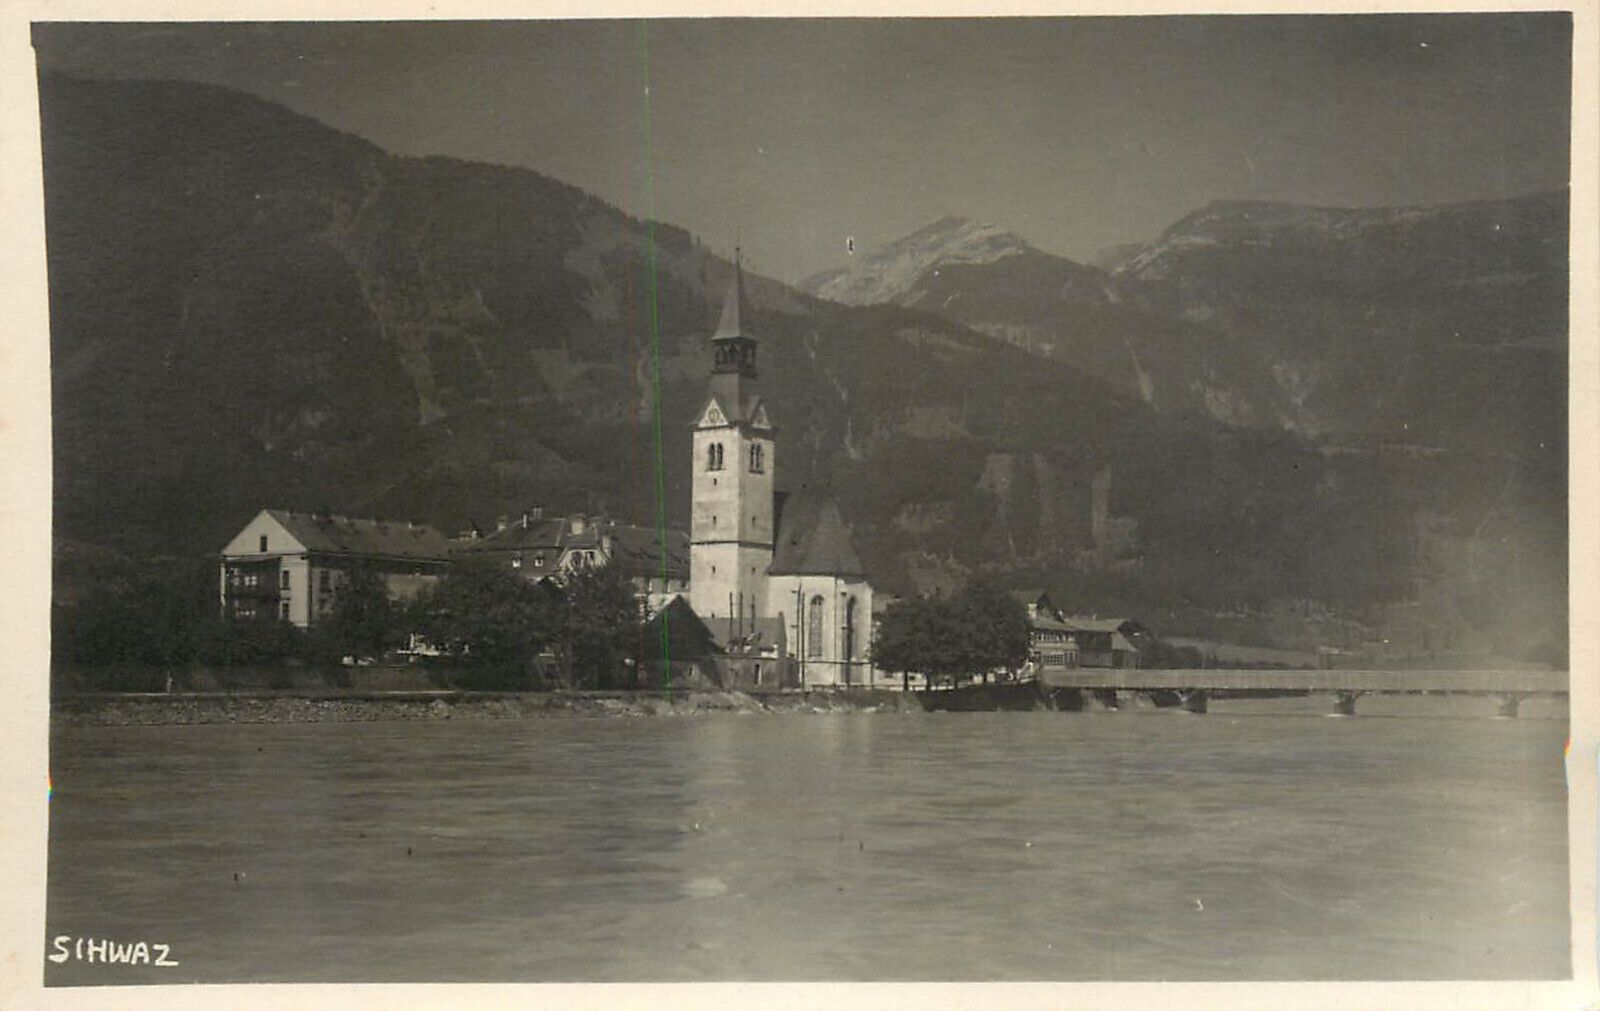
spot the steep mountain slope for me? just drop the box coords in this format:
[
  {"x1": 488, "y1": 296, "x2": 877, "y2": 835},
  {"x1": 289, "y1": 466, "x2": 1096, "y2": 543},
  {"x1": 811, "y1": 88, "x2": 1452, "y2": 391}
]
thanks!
[
  {"x1": 1110, "y1": 194, "x2": 1569, "y2": 456},
  {"x1": 801, "y1": 217, "x2": 1288, "y2": 426},
  {"x1": 38, "y1": 76, "x2": 1153, "y2": 587},
  {"x1": 38, "y1": 75, "x2": 1564, "y2": 659}
]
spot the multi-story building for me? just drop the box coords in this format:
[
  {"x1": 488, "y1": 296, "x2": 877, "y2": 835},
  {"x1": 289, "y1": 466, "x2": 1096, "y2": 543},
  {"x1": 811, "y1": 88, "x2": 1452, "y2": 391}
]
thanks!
[
  {"x1": 453, "y1": 509, "x2": 689, "y2": 614},
  {"x1": 218, "y1": 510, "x2": 452, "y2": 628}
]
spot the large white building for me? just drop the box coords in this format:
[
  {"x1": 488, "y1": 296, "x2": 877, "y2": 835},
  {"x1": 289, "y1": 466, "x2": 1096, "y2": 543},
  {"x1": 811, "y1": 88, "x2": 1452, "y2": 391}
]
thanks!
[
  {"x1": 686, "y1": 258, "x2": 874, "y2": 686},
  {"x1": 218, "y1": 509, "x2": 453, "y2": 628}
]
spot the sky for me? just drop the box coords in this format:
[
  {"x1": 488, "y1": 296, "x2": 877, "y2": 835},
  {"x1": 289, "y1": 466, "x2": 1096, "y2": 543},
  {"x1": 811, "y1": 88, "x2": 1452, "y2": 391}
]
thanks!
[{"x1": 32, "y1": 14, "x2": 1574, "y2": 284}]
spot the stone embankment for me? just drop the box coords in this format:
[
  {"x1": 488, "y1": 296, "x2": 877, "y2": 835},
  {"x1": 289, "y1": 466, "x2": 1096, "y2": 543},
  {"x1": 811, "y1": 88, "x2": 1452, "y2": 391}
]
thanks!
[{"x1": 53, "y1": 689, "x2": 921, "y2": 726}]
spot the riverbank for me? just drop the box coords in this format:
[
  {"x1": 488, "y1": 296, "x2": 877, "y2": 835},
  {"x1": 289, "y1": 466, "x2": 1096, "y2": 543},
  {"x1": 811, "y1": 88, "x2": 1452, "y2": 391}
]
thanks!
[{"x1": 51, "y1": 688, "x2": 922, "y2": 726}]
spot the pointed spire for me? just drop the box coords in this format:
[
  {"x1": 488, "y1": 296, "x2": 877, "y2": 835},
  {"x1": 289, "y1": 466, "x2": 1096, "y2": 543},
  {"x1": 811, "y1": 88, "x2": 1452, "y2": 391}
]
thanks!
[{"x1": 712, "y1": 247, "x2": 753, "y2": 340}]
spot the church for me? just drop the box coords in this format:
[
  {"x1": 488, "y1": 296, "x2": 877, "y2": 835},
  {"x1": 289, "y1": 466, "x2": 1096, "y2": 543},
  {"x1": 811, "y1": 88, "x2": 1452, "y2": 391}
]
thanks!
[{"x1": 683, "y1": 256, "x2": 874, "y2": 687}]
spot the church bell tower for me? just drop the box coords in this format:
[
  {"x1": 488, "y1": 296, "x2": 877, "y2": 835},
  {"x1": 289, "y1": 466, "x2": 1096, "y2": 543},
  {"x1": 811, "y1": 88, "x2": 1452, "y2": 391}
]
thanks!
[{"x1": 688, "y1": 253, "x2": 775, "y2": 622}]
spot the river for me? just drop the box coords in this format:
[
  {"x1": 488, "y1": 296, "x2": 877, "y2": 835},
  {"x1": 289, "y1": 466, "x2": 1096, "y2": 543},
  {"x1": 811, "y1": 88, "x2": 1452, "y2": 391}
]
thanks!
[{"x1": 45, "y1": 706, "x2": 1570, "y2": 984}]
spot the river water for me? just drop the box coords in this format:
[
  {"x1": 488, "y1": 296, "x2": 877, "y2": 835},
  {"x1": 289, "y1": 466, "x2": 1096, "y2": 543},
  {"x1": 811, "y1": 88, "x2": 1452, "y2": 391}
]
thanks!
[{"x1": 45, "y1": 706, "x2": 1570, "y2": 984}]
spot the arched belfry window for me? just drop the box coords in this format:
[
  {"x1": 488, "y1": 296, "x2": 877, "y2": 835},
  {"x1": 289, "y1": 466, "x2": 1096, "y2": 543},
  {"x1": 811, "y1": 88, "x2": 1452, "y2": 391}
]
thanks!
[
  {"x1": 807, "y1": 595, "x2": 825, "y2": 659},
  {"x1": 708, "y1": 442, "x2": 724, "y2": 471},
  {"x1": 749, "y1": 443, "x2": 764, "y2": 473}
]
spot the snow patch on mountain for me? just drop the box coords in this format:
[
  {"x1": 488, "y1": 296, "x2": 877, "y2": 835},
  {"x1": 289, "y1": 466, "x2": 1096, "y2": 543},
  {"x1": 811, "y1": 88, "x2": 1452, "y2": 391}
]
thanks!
[{"x1": 802, "y1": 216, "x2": 1029, "y2": 306}]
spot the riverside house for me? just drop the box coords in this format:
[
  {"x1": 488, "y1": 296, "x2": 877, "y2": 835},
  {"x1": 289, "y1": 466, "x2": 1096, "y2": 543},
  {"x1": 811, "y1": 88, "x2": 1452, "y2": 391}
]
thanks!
[{"x1": 219, "y1": 509, "x2": 453, "y2": 628}]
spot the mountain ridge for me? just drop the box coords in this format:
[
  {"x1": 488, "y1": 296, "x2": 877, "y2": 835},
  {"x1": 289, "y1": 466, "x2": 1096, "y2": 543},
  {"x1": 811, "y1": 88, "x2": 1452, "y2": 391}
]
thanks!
[{"x1": 38, "y1": 73, "x2": 1567, "y2": 659}]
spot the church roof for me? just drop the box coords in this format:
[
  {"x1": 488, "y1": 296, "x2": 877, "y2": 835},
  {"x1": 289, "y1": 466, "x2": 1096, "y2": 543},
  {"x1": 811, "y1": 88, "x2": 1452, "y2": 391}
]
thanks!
[
  {"x1": 712, "y1": 254, "x2": 753, "y2": 340},
  {"x1": 769, "y1": 491, "x2": 865, "y2": 577}
]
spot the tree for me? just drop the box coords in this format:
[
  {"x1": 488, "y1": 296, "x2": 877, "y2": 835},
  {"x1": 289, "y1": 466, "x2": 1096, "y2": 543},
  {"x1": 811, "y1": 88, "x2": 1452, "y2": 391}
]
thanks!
[
  {"x1": 870, "y1": 597, "x2": 931, "y2": 693},
  {"x1": 56, "y1": 558, "x2": 219, "y2": 688},
  {"x1": 952, "y1": 581, "x2": 1031, "y2": 683},
  {"x1": 552, "y1": 560, "x2": 644, "y2": 689},
  {"x1": 409, "y1": 560, "x2": 556, "y2": 685},
  {"x1": 870, "y1": 581, "x2": 1033, "y2": 692},
  {"x1": 322, "y1": 564, "x2": 400, "y2": 660}
]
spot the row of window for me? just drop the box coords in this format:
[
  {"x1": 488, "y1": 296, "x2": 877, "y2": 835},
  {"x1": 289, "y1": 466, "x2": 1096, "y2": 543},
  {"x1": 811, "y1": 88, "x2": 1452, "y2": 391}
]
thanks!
[
  {"x1": 227, "y1": 569, "x2": 293, "y2": 590},
  {"x1": 706, "y1": 442, "x2": 765, "y2": 473},
  {"x1": 232, "y1": 601, "x2": 291, "y2": 621},
  {"x1": 803, "y1": 595, "x2": 860, "y2": 660}
]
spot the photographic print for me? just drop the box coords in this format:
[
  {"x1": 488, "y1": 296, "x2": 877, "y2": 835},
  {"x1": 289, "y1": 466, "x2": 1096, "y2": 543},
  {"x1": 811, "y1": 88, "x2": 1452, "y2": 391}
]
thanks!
[{"x1": 15, "y1": 7, "x2": 1587, "y2": 997}]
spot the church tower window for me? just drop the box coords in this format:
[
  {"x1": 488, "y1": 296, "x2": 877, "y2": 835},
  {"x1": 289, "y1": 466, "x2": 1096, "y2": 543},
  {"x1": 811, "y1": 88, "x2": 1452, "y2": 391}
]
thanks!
[
  {"x1": 749, "y1": 444, "x2": 764, "y2": 473},
  {"x1": 707, "y1": 442, "x2": 724, "y2": 471}
]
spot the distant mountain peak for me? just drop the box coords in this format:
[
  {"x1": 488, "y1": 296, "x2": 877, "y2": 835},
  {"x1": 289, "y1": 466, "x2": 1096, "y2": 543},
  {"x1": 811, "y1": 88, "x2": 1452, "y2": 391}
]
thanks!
[{"x1": 802, "y1": 215, "x2": 1031, "y2": 306}]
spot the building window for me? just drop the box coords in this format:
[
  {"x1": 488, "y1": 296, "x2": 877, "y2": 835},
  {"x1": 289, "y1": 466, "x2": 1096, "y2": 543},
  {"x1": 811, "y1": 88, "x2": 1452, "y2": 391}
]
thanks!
[
  {"x1": 259, "y1": 535, "x2": 268, "y2": 552},
  {"x1": 280, "y1": 601, "x2": 290, "y2": 621},
  {"x1": 707, "y1": 442, "x2": 724, "y2": 471},
  {"x1": 845, "y1": 596, "x2": 857, "y2": 662},
  {"x1": 807, "y1": 595, "x2": 825, "y2": 659},
  {"x1": 511, "y1": 557, "x2": 522, "y2": 569},
  {"x1": 749, "y1": 443, "x2": 764, "y2": 473},
  {"x1": 281, "y1": 570, "x2": 291, "y2": 590},
  {"x1": 318, "y1": 569, "x2": 331, "y2": 591}
]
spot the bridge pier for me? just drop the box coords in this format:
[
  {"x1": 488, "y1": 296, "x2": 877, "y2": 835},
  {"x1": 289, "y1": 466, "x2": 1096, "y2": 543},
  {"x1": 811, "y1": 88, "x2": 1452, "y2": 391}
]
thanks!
[
  {"x1": 1181, "y1": 689, "x2": 1208, "y2": 714},
  {"x1": 1496, "y1": 694, "x2": 1527, "y2": 719},
  {"x1": 1046, "y1": 687, "x2": 1084, "y2": 712},
  {"x1": 1332, "y1": 691, "x2": 1363, "y2": 717},
  {"x1": 1092, "y1": 688, "x2": 1119, "y2": 711}
]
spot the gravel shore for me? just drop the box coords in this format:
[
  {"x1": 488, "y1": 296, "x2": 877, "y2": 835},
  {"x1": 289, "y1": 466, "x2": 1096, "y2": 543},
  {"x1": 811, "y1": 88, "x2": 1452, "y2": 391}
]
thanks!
[{"x1": 52, "y1": 689, "x2": 920, "y2": 726}]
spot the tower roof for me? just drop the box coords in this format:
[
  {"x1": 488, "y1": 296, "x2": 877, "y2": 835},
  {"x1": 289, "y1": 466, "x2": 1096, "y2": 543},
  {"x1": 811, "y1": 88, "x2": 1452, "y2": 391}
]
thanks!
[{"x1": 712, "y1": 252, "x2": 754, "y2": 340}]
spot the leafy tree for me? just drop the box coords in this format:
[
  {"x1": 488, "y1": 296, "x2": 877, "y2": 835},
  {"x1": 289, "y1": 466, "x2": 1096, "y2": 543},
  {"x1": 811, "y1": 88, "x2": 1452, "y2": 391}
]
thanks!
[
  {"x1": 871, "y1": 582, "x2": 1032, "y2": 691},
  {"x1": 552, "y1": 560, "x2": 644, "y2": 689},
  {"x1": 55, "y1": 559, "x2": 218, "y2": 687},
  {"x1": 952, "y1": 581, "x2": 1031, "y2": 682},
  {"x1": 871, "y1": 596, "x2": 939, "y2": 692},
  {"x1": 409, "y1": 560, "x2": 556, "y2": 683},
  {"x1": 194, "y1": 614, "x2": 305, "y2": 669},
  {"x1": 322, "y1": 564, "x2": 400, "y2": 660}
]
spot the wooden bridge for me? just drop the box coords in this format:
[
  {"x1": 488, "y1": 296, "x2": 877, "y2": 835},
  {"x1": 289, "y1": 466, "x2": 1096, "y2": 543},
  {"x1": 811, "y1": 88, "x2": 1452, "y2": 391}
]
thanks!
[{"x1": 1034, "y1": 668, "x2": 1569, "y2": 717}]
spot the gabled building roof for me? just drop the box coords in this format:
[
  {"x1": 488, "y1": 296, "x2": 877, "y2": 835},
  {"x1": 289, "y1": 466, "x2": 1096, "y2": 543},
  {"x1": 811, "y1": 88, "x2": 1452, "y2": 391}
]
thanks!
[
  {"x1": 1061, "y1": 615, "x2": 1144, "y2": 636},
  {"x1": 605, "y1": 524, "x2": 690, "y2": 581},
  {"x1": 455, "y1": 516, "x2": 570, "y2": 553},
  {"x1": 259, "y1": 510, "x2": 453, "y2": 561},
  {"x1": 1011, "y1": 589, "x2": 1062, "y2": 619},
  {"x1": 455, "y1": 512, "x2": 689, "y2": 580},
  {"x1": 641, "y1": 595, "x2": 718, "y2": 660},
  {"x1": 769, "y1": 491, "x2": 865, "y2": 577},
  {"x1": 1030, "y1": 613, "x2": 1077, "y2": 634}
]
